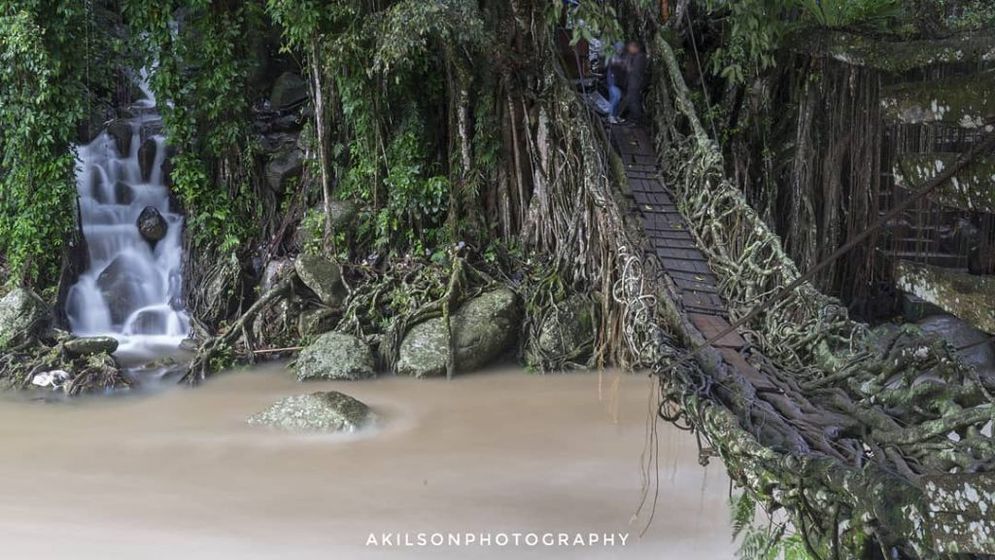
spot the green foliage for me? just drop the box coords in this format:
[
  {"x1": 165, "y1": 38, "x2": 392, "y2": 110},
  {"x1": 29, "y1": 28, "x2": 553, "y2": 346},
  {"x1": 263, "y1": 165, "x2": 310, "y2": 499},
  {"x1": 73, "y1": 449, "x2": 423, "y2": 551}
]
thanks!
[
  {"x1": 701, "y1": 0, "x2": 913, "y2": 84},
  {"x1": 702, "y1": 0, "x2": 794, "y2": 84},
  {"x1": 268, "y1": 0, "x2": 496, "y2": 255},
  {"x1": 122, "y1": 0, "x2": 262, "y2": 250},
  {"x1": 731, "y1": 492, "x2": 817, "y2": 560},
  {"x1": 340, "y1": 107, "x2": 450, "y2": 252},
  {"x1": 799, "y1": 0, "x2": 901, "y2": 29},
  {"x1": 0, "y1": 2, "x2": 106, "y2": 286}
]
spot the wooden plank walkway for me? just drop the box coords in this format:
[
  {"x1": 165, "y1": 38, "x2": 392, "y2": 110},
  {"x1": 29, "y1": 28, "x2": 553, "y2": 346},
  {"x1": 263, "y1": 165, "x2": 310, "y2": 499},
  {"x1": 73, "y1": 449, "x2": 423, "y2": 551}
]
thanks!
[{"x1": 612, "y1": 124, "x2": 747, "y2": 350}]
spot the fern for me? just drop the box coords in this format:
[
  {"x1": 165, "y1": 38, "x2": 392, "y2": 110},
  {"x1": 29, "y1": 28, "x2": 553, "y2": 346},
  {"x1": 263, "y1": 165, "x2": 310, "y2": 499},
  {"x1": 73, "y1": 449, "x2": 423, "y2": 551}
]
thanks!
[
  {"x1": 799, "y1": 0, "x2": 901, "y2": 29},
  {"x1": 732, "y1": 491, "x2": 817, "y2": 560},
  {"x1": 731, "y1": 492, "x2": 758, "y2": 539}
]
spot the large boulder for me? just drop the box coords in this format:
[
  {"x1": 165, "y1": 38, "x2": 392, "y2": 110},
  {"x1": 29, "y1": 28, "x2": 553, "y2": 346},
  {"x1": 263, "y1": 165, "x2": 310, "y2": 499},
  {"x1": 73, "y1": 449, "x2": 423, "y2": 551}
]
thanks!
[
  {"x1": 248, "y1": 391, "x2": 376, "y2": 433},
  {"x1": 251, "y1": 260, "x2": 303, "y2": 349},
  {"x1": 270, "y1": 72, "x2": 309, "y2": 110},
  {"x1": 918, "y1": 314, "x2": 995, "y2": 375},
  {"x1": 293, "y1": 202, "x2": 359, "y2": 251},
  {"x1": 295, "y1": 254, "x2": 347, "y2": 307},
  {"x1": 295, "y1": 332, "x2": 375, "y2": 381},
  {"x1": 0, "y1": 289, "x2": 49, "y2": 350},
  {"x1": 137, "y1": 206, "x2": 167, "y2": 243},
  {"x1": 264, "y1": 148, "x2": 304, "y2": 194},
  {"x1": 64, "y1": 336, "x2": 119, "y2": 357},
  {"x1": 397, "y1": 288, "x2": 521, "y2": 378}
]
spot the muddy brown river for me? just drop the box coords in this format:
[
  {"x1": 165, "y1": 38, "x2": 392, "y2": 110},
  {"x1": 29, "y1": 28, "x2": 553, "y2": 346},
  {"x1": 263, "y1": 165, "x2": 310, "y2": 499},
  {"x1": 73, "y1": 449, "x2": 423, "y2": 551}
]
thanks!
[{"x1": 0, "y1": 366, "x2": 733, "y2": 559}]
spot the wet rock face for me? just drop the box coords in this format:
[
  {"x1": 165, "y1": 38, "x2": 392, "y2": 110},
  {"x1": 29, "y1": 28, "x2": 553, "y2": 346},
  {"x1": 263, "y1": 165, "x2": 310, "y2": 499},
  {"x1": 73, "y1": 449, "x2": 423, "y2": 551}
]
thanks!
[
  {"x1": 137, "y1": 206, "x2": 167, "y2": 244},
  {"x1": 294, "y1": 255, "x2": 347, "y2": 307},
  {"x1": 96, "y1": 255, "x2": 146, "y2": 325},
  {"x1": 106, "y1": 119, "x2": 132, "y2": 157},
  {"x1": 295, "y1": 332, "x2": 376, "y2": 381},
  {"x1": 248, "y1": 391, "x2": 376, "y2": 433},
  {"x1": 64, "y1": 336, "x2": 119, "y2": 357},
  {"x1": 0, "y1": 289, "x2": 49, "y2": 350},
  {"x1": 396, "y1": 287, "x2": 522, "y2": 378},
  {"x1": 269, "y1": 72, "x2": 309, "y2": 111},
  {"x1": 138, "y1": 138, "x2": 157, "y2": 182}
]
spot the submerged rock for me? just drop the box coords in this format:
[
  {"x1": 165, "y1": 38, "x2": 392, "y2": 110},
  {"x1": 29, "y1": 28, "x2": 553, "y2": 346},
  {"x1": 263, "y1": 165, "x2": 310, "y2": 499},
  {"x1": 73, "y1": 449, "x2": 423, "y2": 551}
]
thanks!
[
  {"x1": 96, "y1": 255, "x2": 146, "y2": 325},
  {"x1": 397, "y1": 287, "x2": 521, "y2": 378},
  {"x1": 137, "y1": 206, "x2": 167, "y2": 243},
  {"x1": 64, "y1": 336, "x2": 119, "y2": 357},
  {"x1": 0, "y1": 289, "x2": 49, "y2": 350},
  {"x1": 248, "y1": 391, "x2": 375, "y2": 433},
  {"x1": 114, "y1": 181, "x2": 135, "y2": 205},
  {"x1": 295, "y1": 332, "x2": 375, "y2": 381},
  {"x1": 295, "y1": 254, "x2": 347, "y2": 307}
]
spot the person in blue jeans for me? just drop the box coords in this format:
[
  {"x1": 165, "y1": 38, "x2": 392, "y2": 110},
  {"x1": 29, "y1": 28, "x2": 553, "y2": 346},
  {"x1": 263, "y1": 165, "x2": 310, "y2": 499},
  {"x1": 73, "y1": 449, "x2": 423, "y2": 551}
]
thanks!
[{"x1": 605, "y1": 42, "x2": 626, "y2": 124}]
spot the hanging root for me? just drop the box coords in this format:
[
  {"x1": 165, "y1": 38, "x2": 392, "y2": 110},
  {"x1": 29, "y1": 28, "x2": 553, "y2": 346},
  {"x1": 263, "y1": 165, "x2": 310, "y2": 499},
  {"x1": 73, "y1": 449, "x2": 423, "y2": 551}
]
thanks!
[{"x1": 182, "y1": 272, "x2": 299, "y2": 384}]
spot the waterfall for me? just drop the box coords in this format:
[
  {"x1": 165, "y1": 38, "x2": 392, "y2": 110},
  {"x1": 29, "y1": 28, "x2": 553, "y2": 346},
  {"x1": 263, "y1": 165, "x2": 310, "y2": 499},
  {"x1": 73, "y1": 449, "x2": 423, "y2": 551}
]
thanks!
[{"x1": 65, "y1": 81, "x2": 190, "y2": 363}]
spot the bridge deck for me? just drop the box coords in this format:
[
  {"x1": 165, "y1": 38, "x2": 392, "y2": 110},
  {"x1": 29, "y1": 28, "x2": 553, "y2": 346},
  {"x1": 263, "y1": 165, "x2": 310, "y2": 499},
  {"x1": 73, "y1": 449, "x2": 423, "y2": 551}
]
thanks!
[{"x1": 612, "y1": 124, "x2": 746, "y2": 350}]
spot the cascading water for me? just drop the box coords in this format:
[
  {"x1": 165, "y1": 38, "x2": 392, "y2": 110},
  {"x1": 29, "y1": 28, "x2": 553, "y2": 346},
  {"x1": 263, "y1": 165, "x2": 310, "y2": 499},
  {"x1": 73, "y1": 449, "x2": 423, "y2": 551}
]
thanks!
[{"x1": 65, "y1": 80, "x2": 190, "y2": 363}]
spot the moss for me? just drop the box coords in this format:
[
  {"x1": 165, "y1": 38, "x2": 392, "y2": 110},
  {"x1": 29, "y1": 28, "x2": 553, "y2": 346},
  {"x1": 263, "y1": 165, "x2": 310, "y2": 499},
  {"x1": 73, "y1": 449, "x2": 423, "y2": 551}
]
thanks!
[
  {"x1": 881, "y1": 71, "x2": 995, "y2": 127},
  {"x1": 894, "y1": 153, "x2": 995, "y2": 212},
  {"x1": 796, "y1": 29, "x2": 995, "y2": 72},
  {"x1": 896, "y1": 260, "x2": 995, "y2": 334}
]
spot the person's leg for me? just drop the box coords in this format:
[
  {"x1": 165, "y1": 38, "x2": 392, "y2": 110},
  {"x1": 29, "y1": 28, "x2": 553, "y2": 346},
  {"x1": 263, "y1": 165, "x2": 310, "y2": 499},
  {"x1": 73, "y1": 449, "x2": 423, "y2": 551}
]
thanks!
[{"x1": 609, "y1": 85, "x2": 622, "y2": 117}]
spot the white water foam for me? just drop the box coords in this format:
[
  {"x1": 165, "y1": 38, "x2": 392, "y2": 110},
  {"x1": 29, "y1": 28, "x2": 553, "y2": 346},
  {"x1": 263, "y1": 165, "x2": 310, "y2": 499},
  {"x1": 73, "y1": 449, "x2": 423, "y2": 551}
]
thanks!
[{"x1": 65, "y1": 84, "x2": 190, "y2": 363}]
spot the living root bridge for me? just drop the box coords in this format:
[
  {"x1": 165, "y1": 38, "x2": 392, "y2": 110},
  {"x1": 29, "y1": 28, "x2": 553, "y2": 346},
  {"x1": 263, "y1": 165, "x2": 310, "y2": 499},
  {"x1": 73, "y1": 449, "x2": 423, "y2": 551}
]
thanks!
[{"x1": 620, "y1": 26, "x2": 995, "y2": 558}]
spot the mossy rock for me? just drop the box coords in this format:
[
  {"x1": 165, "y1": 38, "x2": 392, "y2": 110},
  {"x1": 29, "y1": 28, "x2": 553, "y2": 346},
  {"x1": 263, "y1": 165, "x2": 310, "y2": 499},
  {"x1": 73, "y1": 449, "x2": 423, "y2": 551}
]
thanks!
[
  {"x1": 248, "y1": 391, "x2": 376, "y2": 433},
  {"x1": 396, "y1": 287, "x2": 521, "y2": 378},
  {"x1": 64, "y1": 336, "x2": 119, "y2": 357},
  {"x1": 295, "y1": 332, "x2": 376, "y2": 381},
  {"x1": 0, "y1": 289, "x2": 49, "y2": 350},
  {"x1": 881, "y1": 71, "x2": 995, "y2": 127},
  {"x1": 894, "y1": 153, "x2": 995, "y2": 213},
  {"x1": 295, "y1": 254, "x2": 347, "y2": 307},
  {"x1": 534, "y1": 295, "x2": 596, "y2": 369}
]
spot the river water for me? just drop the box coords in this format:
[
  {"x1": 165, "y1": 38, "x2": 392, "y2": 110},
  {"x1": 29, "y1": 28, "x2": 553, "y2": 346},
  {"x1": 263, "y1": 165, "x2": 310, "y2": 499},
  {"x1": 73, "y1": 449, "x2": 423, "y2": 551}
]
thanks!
[{"x1": 0, "y1": 367, "x2": 733, "y2": 559}]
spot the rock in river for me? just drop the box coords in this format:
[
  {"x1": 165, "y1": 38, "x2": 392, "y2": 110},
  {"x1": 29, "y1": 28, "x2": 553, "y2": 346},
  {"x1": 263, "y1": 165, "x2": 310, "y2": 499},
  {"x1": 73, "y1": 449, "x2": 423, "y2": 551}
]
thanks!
[
  {"x1": 295, "y1": 332, "x2": 376, "y2": 381},
  {"x1": 396, "y1": 287, "x2": 521, "y2": 378},
  {"x1": 64, "y1": 336, "x2": 119, "y2": 357},
  {"x1": 137, "y1": 206, "x2": 167, "y2": 243},
  {"x1": 0, "y1": 288, "x2": 49, "y2": 350},
  {"x1": 248, "y1": 391, "x2": 375, "y2": 433}
]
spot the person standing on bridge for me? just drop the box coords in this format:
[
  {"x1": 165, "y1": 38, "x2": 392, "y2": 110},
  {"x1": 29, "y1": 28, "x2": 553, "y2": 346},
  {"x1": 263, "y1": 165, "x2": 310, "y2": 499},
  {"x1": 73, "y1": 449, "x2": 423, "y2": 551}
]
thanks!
[
  {"x1": 606, "y1": 42, "x2": 626, "y2": 124},
  {"x1": 619, "y1": 40, "x2": 647, "y2": 123}
]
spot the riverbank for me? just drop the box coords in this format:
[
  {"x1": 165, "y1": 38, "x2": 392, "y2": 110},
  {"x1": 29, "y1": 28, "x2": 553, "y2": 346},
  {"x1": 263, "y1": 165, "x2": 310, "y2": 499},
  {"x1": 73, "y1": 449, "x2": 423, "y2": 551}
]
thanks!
[{"x1": 0, "y1": 366, "x2": 733, "y2": 559}]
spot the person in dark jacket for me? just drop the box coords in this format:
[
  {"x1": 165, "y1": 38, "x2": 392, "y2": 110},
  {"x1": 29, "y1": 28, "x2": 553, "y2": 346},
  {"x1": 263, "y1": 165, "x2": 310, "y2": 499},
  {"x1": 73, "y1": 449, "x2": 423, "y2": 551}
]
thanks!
[{"x1": 620, "y1": 41, "x2": 647, "y2": 123}]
